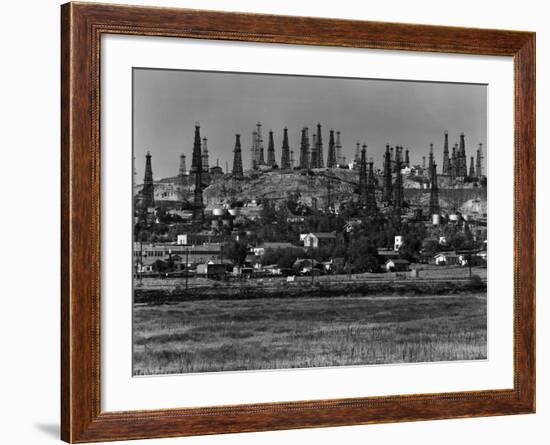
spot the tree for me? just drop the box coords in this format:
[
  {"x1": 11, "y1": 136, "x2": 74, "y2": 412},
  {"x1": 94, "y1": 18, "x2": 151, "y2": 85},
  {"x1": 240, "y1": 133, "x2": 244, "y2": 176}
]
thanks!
[{"x1": 222, "y1": 240, "x2": 248, "y2": 266}]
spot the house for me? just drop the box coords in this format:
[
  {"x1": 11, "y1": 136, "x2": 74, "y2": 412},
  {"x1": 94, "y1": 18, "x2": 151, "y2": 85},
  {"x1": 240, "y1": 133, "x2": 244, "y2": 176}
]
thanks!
[
  {"x1": 385, "y1": 259, "x2": 410, "y2": 272},
  {"x1": 394, "y1": 235, "x2": 404, "y2": 251},
  {"x1": 196, "y1": 262, "x2": 227, "y2": 279},
  {"x1": 434, "y1": 251, "x2": 460, "y2": 266},
  {"x1": 302, "y1": 232, "x2": 336, "y2": 249}
]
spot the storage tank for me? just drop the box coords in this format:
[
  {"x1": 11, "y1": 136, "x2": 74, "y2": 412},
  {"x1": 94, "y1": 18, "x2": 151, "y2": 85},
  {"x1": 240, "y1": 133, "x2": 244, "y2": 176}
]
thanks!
[
  {"x1": 212, "y1": 208, "x2": 226, "y2": 217},
  {"x1": 228, "y1": 208, "x2": 241, "y2": 217},
  {"x1": 432, "y1": 214, "x2": 441, "y2": 225},
  {"x1": 449, "y1": 214, "x2": 459, "y2": 222}
]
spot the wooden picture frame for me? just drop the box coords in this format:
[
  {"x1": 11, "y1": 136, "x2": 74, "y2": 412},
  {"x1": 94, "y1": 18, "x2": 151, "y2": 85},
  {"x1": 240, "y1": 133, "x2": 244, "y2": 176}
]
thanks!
[{"x1": 61, "y1": 2, "x2": 535, "y2": 442}]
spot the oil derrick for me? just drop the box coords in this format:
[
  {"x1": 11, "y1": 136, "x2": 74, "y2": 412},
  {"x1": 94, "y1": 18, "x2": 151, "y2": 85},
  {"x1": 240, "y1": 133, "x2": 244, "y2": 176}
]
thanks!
[
  {"x1": 266, "y1": 130, "x2": 276, "y2": 167},
  {"x1": 366, "y1": 159, "x2": 377, "y2": 214},
  {"x1": 450, "y1": 144, "x2": 457, "y2": 181},
  {"x1": 336, "y1": 131, "x2": 343, "y2": 166},
  {"x1": 476, "y1": 143, "x2": 484, "y2": 177},
  {"x1": 256, "y1": 122, "x2": 265, "y2": 166},
  {"x1": 280, "y1": 127, "x2": 291, "y2": 170},
  {"x1": 191, "y1": 124, "x2": 204, "y2": 221},
  {"x1": 428, "y1": 143, "x2": 435, "y2": 174},
  {"x1": 178, "y1": 153, "x2": 187, "y2": 178},
  {"x1": 310, "y1": 132, "x2": 318, "y2": 169},
  {"x1": 354, "y1": 141, "x2": 361, "y2": 169},
  {"x1": 201, "y1": 137, "x2": 209, "y2": 171},
  {"x1": 178, "y1": 153, "x2": 187, "y2": 201},
  {"x1": 405, "y1": 149, "x2": 410, "y2": 168},
  {"x1": 469, "y1": 156, "x2": 475, "y2": 178},
  {"x1": 316, "y1": 123, "x2": 324, "y2": 168},
  {"x1": 458, "y1": 133, "x2": 467, "y2": 176},
  {"x1": 232, "y1": 134, "x2": 243, "y2": 179},
  {"x1": 190, "y1": 123, "x2": 202, "y2": 173},
  {"x1": 383, "y1": 144, "x2": 393, "y2": 203},
  {"x1": 358, "y1": 144, "x2": 368, "y2": 207},
  {"x1": 393, "y1": 158, "x2": 404, "y2": 210},
  {"x1": 299, "y1": 127, "x2": 309, "y2": 169},
  {"x1": 250, "y1": 131, "x2": 258, "y2": 170},
  {"x1": 422, "y1": 156, "x2": 426, "y2": 170},
  {"x1": 142, "y1": 151, "x2": 155, "y2": 209},
  {"x1": 429, "y1": 162, "x2": 439, "y2": 215},
  {"x1": 442, "y1": 131, "x2": 451, "y2": 174},
  {"x1": 327, "y1": 129, "x2": 337, "y2": 168}
]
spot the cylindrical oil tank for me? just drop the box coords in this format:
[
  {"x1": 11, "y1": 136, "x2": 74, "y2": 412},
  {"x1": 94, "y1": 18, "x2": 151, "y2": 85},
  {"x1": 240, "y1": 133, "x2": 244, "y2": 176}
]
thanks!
[
  {"x1": 449, "y1": 214, "x2": 459, "y2": 222},
  {"x1": 228, "y1": 208, "x2": 241, "y2": 217},
  {"x1": 432, "y1": 214, "x2": 441, "y2": 225},
  {"x1": 212, "y1": 208, "x2": 226, "y2": 217}
]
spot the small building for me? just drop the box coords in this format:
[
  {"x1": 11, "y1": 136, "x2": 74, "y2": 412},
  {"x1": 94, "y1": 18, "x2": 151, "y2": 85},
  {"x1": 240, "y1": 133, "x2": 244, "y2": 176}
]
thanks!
[
  {"x1": 394, "y1": 235, "x2": 404, "y2": 251},
  {"x1": 302, "y1": 232, "x2": 336, "y2": 249},
  {"x1": 434, "y1": 251, "x2": 460, "y2": 266},
  {"x1": 196, "y1": 262, "x2": 227, "y2": 279},
  {"x1": 385, "y1": 259, "x2": 410, "y2": 272}
]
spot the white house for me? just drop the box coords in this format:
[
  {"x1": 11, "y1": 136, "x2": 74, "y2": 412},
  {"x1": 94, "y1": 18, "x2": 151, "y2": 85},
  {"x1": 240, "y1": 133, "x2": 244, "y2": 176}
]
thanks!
[
  {"x1": 302, "y1": 232, "x2": 336, "y2": 249},
  {"x1": 385, "y1": 259, "x2": 410, "y2": 272},
  {"x1": 394, "y1": 235, "x2": 404, "y2": 251}
]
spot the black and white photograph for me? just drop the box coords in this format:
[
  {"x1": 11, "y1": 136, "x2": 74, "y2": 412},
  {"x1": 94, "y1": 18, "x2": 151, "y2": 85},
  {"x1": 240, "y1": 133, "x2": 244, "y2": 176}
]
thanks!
[{"x1": 132, "y1": 68, "x2": 488, "y2": 376}]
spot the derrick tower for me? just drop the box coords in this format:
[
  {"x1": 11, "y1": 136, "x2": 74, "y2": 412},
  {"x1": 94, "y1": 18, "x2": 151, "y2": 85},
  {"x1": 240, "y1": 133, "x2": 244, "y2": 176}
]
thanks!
[
  {"x1": 354, "y1": 141, "x2": 361, "y2": 169},
  {"x1": 178, "y1": 153, "x2": 187, "y2": 177},
  {"x1": 327, "y1": 129, "x2": 337, "y2": 168},
  {"x1": 178, "y1": 153, "x2": 187, "y2": 200},
  {"x1": 442, "y1": 131, "x2": 451, "y2": 174},
  {"x1": 358, "y1": 145, "x2": 368, "y2": 207},
  {"x1": 280, "y1": 127, "x2": 291, "y2": 170},
  {"x1": 201, "y1": 137, "x2": 209, "y2": 171},
  {"x1": 266, "y1": 130, "x2": 276, "y2": 167},
  {"x1": 336, "y1": 131, "x2": 343, "y2": 166},
  {"x1": 310, "y1": 132, "x2": 318, "y2": 169},
  {"x1": 232, "y1": 134, "x2": 243, "y2": 179},
  {"x1": 366, "y1": 159, "x2": 377, "y2": 214},
  {"x1": 405, "y1": 149, "x2": 410, "y2": 168},
  {"x1": 383, "y1": 144, "x2": 393, "y2": 204},
  {"x1": 299, "y1": 127, "x2": 309, "y2": 169},
  {"x1": 256, "y1": 122, "x2": 265, "y2": 166},
  {"x1": 142, "y1": 151, "x2": 155, "y2": 209},
  {"x1": 450, "y1": 144, "x2": 457, "y2": 180},
  {"x1": 458, "y1": 133, "x2": 467, "y2": 176},
  {"x1": 429, "y1": 162, "x2": 439, "y2": 215},
  {"x1": 428, "y1": 143, "x2": 435, "y2": 174},
  {"x1": 191, "y1": 124, "x2": 204, "y2": 222},
  {"x1": 250, "y1": 130, "x2": 258, "y2": 170},
  {"x1": 393, "y1": 158, "x2": 404, "y2": 210},
  {"x1": 469, "y1": 156, "x2": 475, "y2": 178},
  {"x1": 476, "y1": 143, "x2": 484, "y2": 177},
  {"x1": 190, "y1": 122, "x2": 202, "y2": 173},
  {"x1": 316, "y1": 123, "x2": 324, "y2": 168}
]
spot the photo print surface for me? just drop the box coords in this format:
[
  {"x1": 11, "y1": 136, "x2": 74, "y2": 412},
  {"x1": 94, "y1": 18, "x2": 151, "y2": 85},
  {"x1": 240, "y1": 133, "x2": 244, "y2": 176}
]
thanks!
[{"x1": 132, "y1": 68, "x2": 487, "y2": 376}]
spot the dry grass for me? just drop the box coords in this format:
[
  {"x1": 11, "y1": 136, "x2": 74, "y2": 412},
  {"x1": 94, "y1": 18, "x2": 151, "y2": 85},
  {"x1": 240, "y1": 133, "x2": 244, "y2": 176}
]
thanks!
[{"x1": 133, "y1": 293, "x2": 486, "y2": 375}]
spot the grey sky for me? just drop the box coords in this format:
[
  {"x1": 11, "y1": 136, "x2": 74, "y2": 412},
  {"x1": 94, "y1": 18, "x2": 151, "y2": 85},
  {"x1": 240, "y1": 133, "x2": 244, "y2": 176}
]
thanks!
[{"x1": 133, "y1": 68, "x2": 486, "y2": 180}]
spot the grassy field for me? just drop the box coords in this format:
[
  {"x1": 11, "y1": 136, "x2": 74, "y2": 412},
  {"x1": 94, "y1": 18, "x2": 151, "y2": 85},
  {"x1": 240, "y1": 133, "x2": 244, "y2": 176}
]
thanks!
[{"x1": 133, "y1": 293, "x2": 487, "y2": 375}]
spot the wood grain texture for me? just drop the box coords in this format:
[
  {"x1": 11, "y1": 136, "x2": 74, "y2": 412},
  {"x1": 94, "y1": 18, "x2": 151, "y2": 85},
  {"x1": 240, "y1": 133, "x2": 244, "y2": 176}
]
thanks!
[{"x1": 60, "y1": 2, "x2": 536, "y2": 442}]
